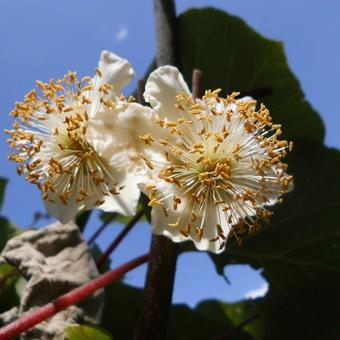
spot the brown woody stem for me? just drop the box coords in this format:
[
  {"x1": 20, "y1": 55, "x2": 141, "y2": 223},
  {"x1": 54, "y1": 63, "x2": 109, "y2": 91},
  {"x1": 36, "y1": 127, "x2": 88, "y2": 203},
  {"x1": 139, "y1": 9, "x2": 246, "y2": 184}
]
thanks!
[
  {"x1": 192, "y1": 69, "x2": 202, "y2": 99},
  {"x1": 134, "y1": 1, "x2": 179, "y2": 339}
]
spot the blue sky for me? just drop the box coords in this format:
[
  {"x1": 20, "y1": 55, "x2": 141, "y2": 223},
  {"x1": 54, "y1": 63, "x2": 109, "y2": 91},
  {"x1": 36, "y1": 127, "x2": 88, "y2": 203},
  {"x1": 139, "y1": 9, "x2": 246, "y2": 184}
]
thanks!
[{"x1": 0, "y1": 0, "x2": 339, "y2": 307}]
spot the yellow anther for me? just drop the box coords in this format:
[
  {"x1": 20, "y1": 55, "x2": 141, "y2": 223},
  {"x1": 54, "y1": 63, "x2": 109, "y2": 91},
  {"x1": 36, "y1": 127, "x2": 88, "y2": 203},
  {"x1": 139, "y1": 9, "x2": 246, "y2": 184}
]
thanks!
[
  {"x1": 141, "y1": 154, "x2": 154, "y2": 170},
  {"x1": 95, "y1": 68, "x2": 103, "y2": 77},
  {"x1": 139, "y1": 134, "x2": 154, "y2": 145}
]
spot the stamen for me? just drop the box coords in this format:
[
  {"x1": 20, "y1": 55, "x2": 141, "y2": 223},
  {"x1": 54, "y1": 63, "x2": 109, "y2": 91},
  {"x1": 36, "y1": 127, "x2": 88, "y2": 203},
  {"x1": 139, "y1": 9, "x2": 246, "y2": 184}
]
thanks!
[
  {"x1": 142, "y1": 89, "x2": 292, "y2": 252},
  {"x1": 6, "y1": 70, "x2": 121, "y2": 208}
]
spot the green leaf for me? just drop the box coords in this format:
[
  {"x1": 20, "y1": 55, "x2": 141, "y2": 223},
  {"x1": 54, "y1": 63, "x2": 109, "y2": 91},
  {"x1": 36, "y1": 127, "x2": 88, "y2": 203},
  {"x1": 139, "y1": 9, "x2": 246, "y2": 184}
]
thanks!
[
  {"x1": 99, "y1": 211, "x2": 129, "y2": 225},
  {"x1": 101, "y1": 282, "x2": 141, "y2": 339},
  {"x1": 0, "y1": 263, "x2": 20, "y2": 314},
  {"x1": 89, "y1": 243, "x2": 111, "y2": 273},
  {"x1": 168, "y1": 301, "x2": 256, "y2": 340},
  {"x1": 139, "y1": 193, "x2": 151, "y2": 223},
  {"x1": 0, "y1": 216, "x2": 20, "y2": 252},
  {"x1": 0, "y1": 213, "x2": 22, "y2": 314},
  {"x1": 0, "y1": 178, "x2": 8, "y2": 213},
  {"x1": 205, "y1": 140, "x2": 340, "y2": 339},
  {"x1": 178, "y1": 8, "x2": 324, "y2": 142},
  {"x1": 76, "y1": 210, "x2": 92, "y2": 232},
  {"x1": 195, "y1": 300, "x2": 263, "y2": 340},
  {"x1": 64, "y1": 324, "x2": 112, "y2": 340},
  {"x1": 102, "y1": 281, "x2": 260, "y2": 339}
]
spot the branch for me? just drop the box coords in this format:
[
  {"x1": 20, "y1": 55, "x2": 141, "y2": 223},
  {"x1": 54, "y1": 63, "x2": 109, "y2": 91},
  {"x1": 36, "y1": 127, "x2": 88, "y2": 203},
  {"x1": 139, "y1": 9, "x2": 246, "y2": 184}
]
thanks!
[
  {"x1": 153, "y1": 0, "x2": 178, "y2": 66},
  {"x1": 0, "y1": 254, "x2": 149, "y2": 339},
  {"x1": 135, "y1": 2, "x2": 179, "y2": 338},
  {"x1": 192, "y1": 69, "x2": 202, "y2": 99},
  {"x1": 96, "y1": 210, "x2": 144, "y2": 268},
  {"x1": 137, "y1": 79, "x2": 146, "y2": 105}
]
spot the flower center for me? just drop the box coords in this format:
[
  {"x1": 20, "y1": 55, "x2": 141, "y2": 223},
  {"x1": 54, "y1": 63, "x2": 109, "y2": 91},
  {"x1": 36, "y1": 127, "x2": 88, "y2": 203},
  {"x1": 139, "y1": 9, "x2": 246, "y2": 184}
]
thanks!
[
  {"x1": 140, "y1": 90, "x2": 293, "y2": 248},
  {"x1": 6, "y1": 71, "x2": 122, "y2": 206}
]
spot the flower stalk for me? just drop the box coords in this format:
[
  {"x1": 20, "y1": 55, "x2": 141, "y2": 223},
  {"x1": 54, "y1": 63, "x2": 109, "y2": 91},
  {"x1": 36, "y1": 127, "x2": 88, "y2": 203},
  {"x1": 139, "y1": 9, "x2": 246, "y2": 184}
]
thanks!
[{"x1": 0, "y1": 254, "x2": 149, "y2": 339}]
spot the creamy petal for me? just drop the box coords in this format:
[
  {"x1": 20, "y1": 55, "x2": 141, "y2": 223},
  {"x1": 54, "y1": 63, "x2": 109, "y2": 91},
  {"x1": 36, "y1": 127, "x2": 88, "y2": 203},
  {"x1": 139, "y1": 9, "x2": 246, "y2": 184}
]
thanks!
[
  {"x1": 87, "y1": 102, "x2": 162, "y2": 174},
  {"x1": 144, "y1": 66, "x2": 191, "y2": 120},
  {"x1": 136, "y1": 88, "x2": 292, "y2": 253},
  {"x1": 148, "y1": 193, "x2": 230, "y2": 254},
  {"x1": 100, "y1": 173, "x2": 141, "y2": 216},
  {"x1": 45, "y1": 198, "x2": 85, "y2": 224},
  {"x1": 97, "y1": 50, "x2": 135, "y2": 96},
  {"x1": 45, "y1": 172, "x2": 141, "y2": 222},
  {"x1": 89, "y1": 51, "x2": 135, "y2": 116},
  {"x1": 150, "y1": 204, "x2": 189, "y2": 243},
  {"x1": 204, "y1": 205, "x2": 234, "y2": 253}
]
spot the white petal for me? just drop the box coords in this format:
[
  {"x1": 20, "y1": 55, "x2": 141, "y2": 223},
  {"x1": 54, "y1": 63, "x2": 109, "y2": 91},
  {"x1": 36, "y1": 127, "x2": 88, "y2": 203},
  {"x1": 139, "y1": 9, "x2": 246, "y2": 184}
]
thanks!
[
  {"x1": 150, "y1": 204, "x2": 189, "y2": 243},
  {"x1": 149, "y1": 200, "x2": 230, "y2": 254},
  {"x1": 44, "y1": 199, "x2": 85, "y2": 224},
  {"x1": 88, "y1": 51, "x2": 135, "y2": 116},
  {"x1": 97, "y1": 50, "x2": 135, "y2": 96},
  {"x1": 45, "y1": 173, "x2": 140, "y2": 223},
  {"x1": 87, "y1": 103, "x2": 161, "y2": 174},
  {"x1": 100, "y1": 173, "x2": 140, "y2": 216},
  {"x1": 144, "y1": 66, "x2": 191, "y2": 120},
  {"x1": 143, "y1": 180, "x2": 229, "y2": 253}
]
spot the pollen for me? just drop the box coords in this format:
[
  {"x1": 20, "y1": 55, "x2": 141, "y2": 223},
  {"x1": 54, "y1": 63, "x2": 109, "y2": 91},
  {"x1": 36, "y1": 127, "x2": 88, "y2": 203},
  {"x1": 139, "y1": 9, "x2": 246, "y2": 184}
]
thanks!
[
  {"x1": 6, "y1": 70, "x2": 122, "y2": 209},
  {"x1": 142, "y1": 90, "x2": 293, "y2": 252}
]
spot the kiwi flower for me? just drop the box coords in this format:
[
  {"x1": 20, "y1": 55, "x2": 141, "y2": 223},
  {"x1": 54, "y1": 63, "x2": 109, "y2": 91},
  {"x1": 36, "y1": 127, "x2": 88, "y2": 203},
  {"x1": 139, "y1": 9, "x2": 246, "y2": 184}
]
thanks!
[
  {"x1": 139, "y1": 66, "x2": 293, "y2": 253},
  {"x1": 6, "y1": 51, "x2": 153, "y2": 223}
]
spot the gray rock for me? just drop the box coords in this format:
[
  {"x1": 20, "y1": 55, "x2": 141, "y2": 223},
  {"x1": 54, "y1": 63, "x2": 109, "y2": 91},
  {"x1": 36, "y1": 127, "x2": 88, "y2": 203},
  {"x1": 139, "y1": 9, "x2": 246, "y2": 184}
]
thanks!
[{"x1": 0, "y1": 221, "x2": 104, "y2": 339}]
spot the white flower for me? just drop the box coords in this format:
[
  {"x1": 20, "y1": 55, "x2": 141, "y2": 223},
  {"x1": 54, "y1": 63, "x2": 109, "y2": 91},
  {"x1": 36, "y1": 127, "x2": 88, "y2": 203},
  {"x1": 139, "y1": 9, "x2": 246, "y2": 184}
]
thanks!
[
  {"x1": 139, "y1": 66, "x2": 293, "y2": 253},
  {"x1": 6, "y1": 51, "x2": 152, "y2": 223}
]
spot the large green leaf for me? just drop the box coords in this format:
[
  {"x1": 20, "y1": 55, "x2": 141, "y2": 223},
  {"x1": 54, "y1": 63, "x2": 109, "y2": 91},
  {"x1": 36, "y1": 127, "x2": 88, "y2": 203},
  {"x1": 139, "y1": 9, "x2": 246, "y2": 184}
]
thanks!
[
  {"x1": 0, "y1": 178, "x2": 8, "y2": 213},
  {"x1": 0, "y1": 216, "x2": 19, "y2": 253},
  {"x1": 178, "y1": 8, "x2": 324, "y2": 142},
  {"x1": 0, "y1": 263, "x2": 20, "y2": 314},
  {"x1": 0, "y1": 178, "x2": 22, "y2": 316},
  {"x1": 64, "y1": 324, "x2": 112, "y2": 340},
  {"x1": 0, "y1": 217, "x2": 21, "y2": 315},
  {"x1": 196, "y1": 299, "x2": 263, "y2": 340},
  {"x1": 102, "y1": 281, "x2": 259, "y2": 339},
  {"x1": 203, "y1": 140, "x2": 340, "y2": 339}
]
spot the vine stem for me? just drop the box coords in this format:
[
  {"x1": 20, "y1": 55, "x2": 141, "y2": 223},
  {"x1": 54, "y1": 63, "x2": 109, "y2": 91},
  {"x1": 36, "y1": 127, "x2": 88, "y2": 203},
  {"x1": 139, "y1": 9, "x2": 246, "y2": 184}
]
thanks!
[
  {"x1": 88, "y1": 213, "x2": 117, "y2": 245},
  {"x1": 134, "y1": 2, "x2": 178, "y2": 339},
  {"x1": 96, "y1": 210, "x2": 144, "y2": 268},
  {"x1": 0, "y1": 254, "x2": 149, "y2": 340},
  {"x1": 192, "y1": 69, "x2": 202, "y2": 99}
]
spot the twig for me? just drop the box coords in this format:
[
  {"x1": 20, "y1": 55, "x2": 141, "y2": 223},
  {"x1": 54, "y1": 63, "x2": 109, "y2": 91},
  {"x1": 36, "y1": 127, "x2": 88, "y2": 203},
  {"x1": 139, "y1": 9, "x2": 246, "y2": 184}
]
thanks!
[
  {"x1": 0, "y1": 254, "x2": 149, "y2": 340},
  {"x1": 28, "y1": 211, "x2": 51, "y2": 229},
  {"x1": 88, "y1": 213, "x2": 118, "y2": 246},
  {"x1": 192, "y1": 69, "x2": 202, "y2": 99},
  {"x1": 96, "y1": 210, "x2": 144, "y2": 268},
  {"x1": 137, "y1": 79, "x2": 146, "y2": 105}
]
